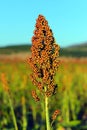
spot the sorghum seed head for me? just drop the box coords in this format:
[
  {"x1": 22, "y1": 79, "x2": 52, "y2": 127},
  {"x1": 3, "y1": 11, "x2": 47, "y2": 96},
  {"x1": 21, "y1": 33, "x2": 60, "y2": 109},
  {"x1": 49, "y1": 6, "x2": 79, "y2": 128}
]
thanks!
[
  {"x1": 27, "y1": 14, "x2": 60, "y2": 97},
  {"x1": 52, "y1": 109, "x2": 60, "y2": 121},
  {"x1": 31, "y1": 90, "x2": 40, "y2": 102},
  {"x1": 1, "y1": 73, "x2": 10, "y2": 95}
]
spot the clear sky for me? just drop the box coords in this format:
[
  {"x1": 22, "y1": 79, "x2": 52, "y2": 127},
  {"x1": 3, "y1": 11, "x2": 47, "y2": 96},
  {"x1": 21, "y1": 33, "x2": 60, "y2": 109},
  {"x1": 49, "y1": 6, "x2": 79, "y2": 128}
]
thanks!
[{"x1": 0, "y1": 0, "x2": 87, "y2": 47}]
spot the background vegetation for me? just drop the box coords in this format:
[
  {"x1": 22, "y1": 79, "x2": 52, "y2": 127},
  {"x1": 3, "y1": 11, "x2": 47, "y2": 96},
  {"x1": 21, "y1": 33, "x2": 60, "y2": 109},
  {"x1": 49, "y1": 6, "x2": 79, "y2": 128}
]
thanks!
[{"x1": 0, "y1": 43, "x2": 87, "y2": 130}]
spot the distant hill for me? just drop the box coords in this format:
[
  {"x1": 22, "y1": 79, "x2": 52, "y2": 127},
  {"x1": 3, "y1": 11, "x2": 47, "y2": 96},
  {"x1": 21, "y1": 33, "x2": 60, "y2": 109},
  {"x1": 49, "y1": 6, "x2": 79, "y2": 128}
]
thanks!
[
  {"x1": 0, "y1": 43, "x2": 87, "y2": 57},
  {"x1": 0, "y1": 44, "x2": 31, "y2": 54},
  {"x1": 60, "y1": 43, "x2": 87, "y2": 57}
]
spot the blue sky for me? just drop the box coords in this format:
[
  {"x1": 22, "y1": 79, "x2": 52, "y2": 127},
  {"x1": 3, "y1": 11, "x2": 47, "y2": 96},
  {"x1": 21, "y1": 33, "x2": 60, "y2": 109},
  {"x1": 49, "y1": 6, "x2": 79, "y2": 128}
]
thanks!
[{"x1": 0, "y1": 0, "x2": 87, "y2": 47}]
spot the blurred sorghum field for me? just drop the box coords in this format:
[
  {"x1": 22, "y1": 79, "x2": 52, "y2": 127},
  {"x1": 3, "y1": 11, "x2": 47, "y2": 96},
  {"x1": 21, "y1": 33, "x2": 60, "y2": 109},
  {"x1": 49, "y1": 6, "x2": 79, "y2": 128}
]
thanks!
[{"x1": 0, "y1": 58, "x2": 87, "y2": 130}]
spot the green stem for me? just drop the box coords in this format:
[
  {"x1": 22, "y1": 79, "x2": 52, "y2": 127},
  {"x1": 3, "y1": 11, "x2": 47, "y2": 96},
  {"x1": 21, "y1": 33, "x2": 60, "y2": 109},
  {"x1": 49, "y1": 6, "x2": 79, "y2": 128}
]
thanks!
[
  {"x1": 9, "y1": 97, "x2": 18, "y2": 130},
  {"x1": 22, "y1": 100, "x2": 27, "y2": 130},
  {"x1": 45, "y1": 95, "x2": 50, "y2": 130}
]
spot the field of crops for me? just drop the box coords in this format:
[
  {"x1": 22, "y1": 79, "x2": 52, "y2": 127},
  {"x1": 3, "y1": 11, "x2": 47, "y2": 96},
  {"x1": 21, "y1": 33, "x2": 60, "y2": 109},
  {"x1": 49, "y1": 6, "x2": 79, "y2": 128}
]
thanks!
[{"x1": 0, "y1": 57, "x2": 87, "y2": 130}]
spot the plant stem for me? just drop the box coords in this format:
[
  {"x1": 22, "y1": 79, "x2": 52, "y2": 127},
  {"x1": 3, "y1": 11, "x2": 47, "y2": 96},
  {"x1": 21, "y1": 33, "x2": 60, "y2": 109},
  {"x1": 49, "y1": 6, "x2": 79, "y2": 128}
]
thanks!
[
  {"x1": 45, "y1": 94, "x2": 50, "y2": 130},
  {"x1": 9, "y1": 97, "x2": 18, "y2": 130},
  {"x1": 22, "y1": 99, "x2": 27, "y2": 130}
]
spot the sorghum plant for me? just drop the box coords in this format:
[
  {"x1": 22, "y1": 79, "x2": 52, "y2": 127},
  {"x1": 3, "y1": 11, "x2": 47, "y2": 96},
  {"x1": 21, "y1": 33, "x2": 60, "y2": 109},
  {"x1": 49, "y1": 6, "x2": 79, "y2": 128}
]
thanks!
[
  {"x1": 27, "y1": 15, "x2": 60, "y2": 130},
  {"x1": 1, "y1": 73, "x2": 18, "y2": 130}
]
